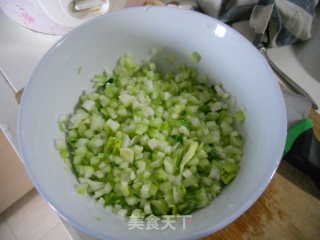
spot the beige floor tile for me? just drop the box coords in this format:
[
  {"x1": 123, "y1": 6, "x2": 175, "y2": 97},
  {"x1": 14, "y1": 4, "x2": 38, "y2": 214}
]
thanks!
[
  {"x1": 0, "y1": 128, "x2": 33, "y2": 213},
  {"x1": 0, "y1": 214, "x2": 16, "y2": 240},
  {"x1": 2, "y1": 189, "x2": 60, "y2": 240},
  {"x1": 39, "y1": 223, "x2": 70, "y2": 240}
]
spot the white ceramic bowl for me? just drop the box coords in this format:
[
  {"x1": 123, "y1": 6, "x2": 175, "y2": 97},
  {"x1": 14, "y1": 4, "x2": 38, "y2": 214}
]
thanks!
[{"x1": 18, "y1": 6, "x2": 287, "y2": 240}]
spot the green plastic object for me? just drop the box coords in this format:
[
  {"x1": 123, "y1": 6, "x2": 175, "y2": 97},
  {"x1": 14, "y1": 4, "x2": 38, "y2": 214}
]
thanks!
[{"x1": 285, "y1": 118, "x2": 313, "y2": 154}]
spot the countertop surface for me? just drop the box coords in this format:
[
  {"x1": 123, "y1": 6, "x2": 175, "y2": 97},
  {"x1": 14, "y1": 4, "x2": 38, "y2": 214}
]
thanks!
[
  {"x1": 206, "y1": 111, "x2": 320, "y2": 240},
  {"x1": 1, "y1": 8, "x2": 320, "y2": 240},
  {"x1": 207, "y1": 173, "x2": 320, "y2": 240}
]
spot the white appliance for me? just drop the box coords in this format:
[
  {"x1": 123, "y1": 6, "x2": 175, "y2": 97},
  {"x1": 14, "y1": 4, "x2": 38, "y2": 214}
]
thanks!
[{"x1": 0, "y1": 0, "x2": 146, "y2": 35}]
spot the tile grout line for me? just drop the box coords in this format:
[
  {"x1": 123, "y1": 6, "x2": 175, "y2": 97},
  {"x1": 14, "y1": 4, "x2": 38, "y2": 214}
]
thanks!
[
  {"x1": 36, "y1": 221, "x2": 61, "y2": 240},
  {"x1": 2, "y1": 189, "x2": 62, "y2": 240},
  {"x1": 57, "y1": 218, "x2": 73, "y2": 240},
  {"x1": 3, "y1": 217, "x2": 18, "y2": 240}
]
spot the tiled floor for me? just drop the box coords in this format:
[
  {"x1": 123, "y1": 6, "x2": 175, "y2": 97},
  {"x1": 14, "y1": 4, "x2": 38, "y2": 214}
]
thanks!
[{"x1": 0, "y1": 189, "x2": 70, "y2": 240}]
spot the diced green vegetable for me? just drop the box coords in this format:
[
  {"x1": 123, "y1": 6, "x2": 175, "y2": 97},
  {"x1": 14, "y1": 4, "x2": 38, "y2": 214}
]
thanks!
[
  {"x1": 54, "y1": 139, "x2": 67, "y2": 151},
  {"x1": 191, "y1": 51, "x2": 201, "y2": 63},
  {"x1": 55, "y1": 53, "x2": 245, "y2": 218},
  {"x1": 235, "y1": 110, "x2": 245, "y2": 123},
  {"x1": 76, "y1": 182, "x2": 88, "y2": 195},
  {"x1": 180, "y1": 141, "x2": 198, "y2": 173}
]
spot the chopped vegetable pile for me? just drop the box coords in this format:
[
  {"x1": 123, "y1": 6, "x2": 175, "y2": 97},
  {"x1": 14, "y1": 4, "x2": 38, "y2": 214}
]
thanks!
[{"x1": 55, "y1": 53, "x2": 245, "y2": 218}]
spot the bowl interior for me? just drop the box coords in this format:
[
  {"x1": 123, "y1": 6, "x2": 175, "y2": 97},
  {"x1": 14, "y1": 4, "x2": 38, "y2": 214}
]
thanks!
[{"x1": 18, "y1": 6, "x2": 287, "y2": 240}]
